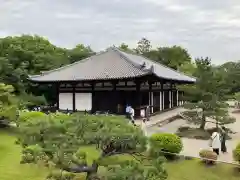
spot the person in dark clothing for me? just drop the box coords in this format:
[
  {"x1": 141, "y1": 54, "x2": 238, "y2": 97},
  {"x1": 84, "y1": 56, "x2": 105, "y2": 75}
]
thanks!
[
  {"x1": 221, "y1": 126, "x2": 227, "y2": 153},
  {"x1": 145, "y1": 105, "x2": 150, "y2": 121}
]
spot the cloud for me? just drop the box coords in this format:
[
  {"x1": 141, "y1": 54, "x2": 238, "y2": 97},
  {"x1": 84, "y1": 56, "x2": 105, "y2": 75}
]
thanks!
[{"x1": 1, "y1": 0, "x2": 240, "y2": 64}]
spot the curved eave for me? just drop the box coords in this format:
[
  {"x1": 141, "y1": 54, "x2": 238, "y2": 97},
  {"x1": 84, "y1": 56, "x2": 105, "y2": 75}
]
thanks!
[{"x1": 28, "y1": 73, "x2": 196, "y2": 84}]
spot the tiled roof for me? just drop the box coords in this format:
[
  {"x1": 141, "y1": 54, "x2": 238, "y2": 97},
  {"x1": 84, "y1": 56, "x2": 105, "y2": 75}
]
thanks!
[
  {"x1": 118, "y1": 49, "x2": 196, "y2": 82},
  {"x1": 29, "y1": 47, "x2": 196, "y2": 83}
]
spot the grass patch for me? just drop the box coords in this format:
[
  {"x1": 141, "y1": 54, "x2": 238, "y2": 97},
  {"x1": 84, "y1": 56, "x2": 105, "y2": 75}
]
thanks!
[
  {"x1": 0, "y1": 129, "x2": 48, "y2": 180},
  {"x1": 1, "y1": 128, "x2": 240, "y2": 180},
  {"x1": 166, "y1": 159, "x2": 240, "y2": 180}
]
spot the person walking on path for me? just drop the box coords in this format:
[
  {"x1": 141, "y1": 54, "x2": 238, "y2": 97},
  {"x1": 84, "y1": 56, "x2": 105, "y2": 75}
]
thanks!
[
  {"x1": 220, "y1": 126, "x2": 227, "y2": 153},
  {"x1": 125, "y1": 104, "x2": 131, "y2": 119},
  {"x1": 141, "y1": 118, "x2": 147, "y2": 136},
  {"x1": 129, "y1": 106, "x2": 135, "y2": 121},
  {"x1": 129, "y1": 106, "x2": 136, "y2": 126},
  {"x1": 145, "y1": 105, "x2": 151, "y2": 121},
  {"x1": 210, "y1": 131, "x2": 221, "y2": 155}
]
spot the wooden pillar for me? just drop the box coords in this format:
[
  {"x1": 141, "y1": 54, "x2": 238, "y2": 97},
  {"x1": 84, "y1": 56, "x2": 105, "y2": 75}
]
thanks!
[
  {"x1": 160, "y1": 91, "x2": 162, "y2": 111},
  {"x1": 171, "y1": 83, "x2": 174, "y2": 108},
  {"x1": 136, "y1": 81, "x2": 141, "y2": 117},
  {"x1": 148, "y1": 81, "x2": 153, "y2": 113},
  {"x1": 112, "y1": 81, "x2": 117, "y2": 113},
  {"x1": 72, "y1": 83, "x2": 76, "y2": 112},
  {"x1": 56, "y1": 83, "x2": 59, "y2": 110},
  {"x1": 182, "y1": 91, "x2": 185, "y2": 105},
  {"x1": 179, "y1": 91, "x2": 182, "y2": 105},
  {"x1": 91, "y1": 82, "x2": 95, "y2": 113},
  {"x1": 169, "y1": 90, "x2": 172, "y2": 109},
  {"x1": 161, "y1": 83, "x2": 164, "y2": 110},
  {"x1": 177, "y1": 90, "x2": 179, "y2": 106}
]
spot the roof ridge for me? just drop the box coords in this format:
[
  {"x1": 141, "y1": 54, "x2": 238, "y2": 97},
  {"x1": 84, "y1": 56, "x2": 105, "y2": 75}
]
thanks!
[
  {"x1": 110, "y1": 47, "x2": 152, "y2": 73},
  {"x1": 116, "y1": 48, "x2": 196, "y2": 81},
  {"x1": 29, "y1": 49, "x2": 109, "y2": 78}
]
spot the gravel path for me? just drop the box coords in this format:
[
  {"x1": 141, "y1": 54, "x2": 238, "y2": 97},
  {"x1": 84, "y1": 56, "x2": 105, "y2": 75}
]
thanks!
[{"x1": 146, "y1": 108, "x2": 240, "y2": 163}]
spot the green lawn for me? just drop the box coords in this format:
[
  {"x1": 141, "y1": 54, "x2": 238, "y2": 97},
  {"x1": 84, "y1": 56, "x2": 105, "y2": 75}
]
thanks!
[
  {"x1": 0, "y1": 129, "x2": 47, "y2": 180},
  {"x1": 0, "y1": 129, "x2": 240, "y2": 180},
  {"x1": 166, "y1": 160, "x2": 240, "y2": 180}
]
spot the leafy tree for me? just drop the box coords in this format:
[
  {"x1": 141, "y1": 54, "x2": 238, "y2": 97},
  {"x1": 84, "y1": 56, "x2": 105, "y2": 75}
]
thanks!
[
  {"x1": 0, "y1": 35, "x2": 97, "y2": 105},
  {"x1": 135, "y1": 38, "x2": 152, "y2": 54},
  {"x1": 104, "y1": 158, "x2": 167, "y2": 180},
  {"x1": 18, "y1": 113, "x2": 167, "y2": 180},
  {"x1": 218, "y1": 61, "x2": 240, "y2": 95},
  {"x1": 148, "y1": 46, "x2": 191, "y2": 70},
  {"x1": 0, "y1": 83, "x2": 19, "y2": 123},
  {"x1": 17, "y1": 92, "x2": 47, "y2": 109},
  {"x1": 178, "y1": 61, "x2": 196, "y2": 76},
  {"x1": 128, "y1": 38, "x2": 192, "y2": 71},
  {"x1": 181, "y1": 57, "x2": 235, "y2": 129},
  {"x1": 0, "y1": 35, "x2": 69, "y2": 93},
  {"x1": 118, "y1": 43, "x2": 134, "y2": 53},
  {"x1": 67, "y1": 44, "x2": 95, "y2": 63},
  {"x1": 234, "y1": 92, "x2": 240, "y2": 108}
]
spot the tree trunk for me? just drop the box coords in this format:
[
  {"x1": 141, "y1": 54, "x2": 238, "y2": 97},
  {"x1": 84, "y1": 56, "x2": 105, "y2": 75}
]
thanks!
[
  {"x1": 86, "y1": 162, "x2": 99, "y2": 180},
  {"x1": 200, "y1": 113, "x2": 206, "y2": 130}
]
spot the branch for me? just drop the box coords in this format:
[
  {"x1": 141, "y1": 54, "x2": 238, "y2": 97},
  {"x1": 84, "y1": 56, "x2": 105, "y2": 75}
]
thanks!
[
  {"x1": 61, "y1": 160, "x2": 98, "y2": 173},
  {"x1": 205, "y1": 120, "x2": 225, "y2": 125}
]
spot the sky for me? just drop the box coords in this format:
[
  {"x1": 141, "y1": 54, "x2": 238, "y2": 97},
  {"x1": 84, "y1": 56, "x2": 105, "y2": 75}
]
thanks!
[{"x1": 1, "y1": 0, "x2": 240, "y2": 64}]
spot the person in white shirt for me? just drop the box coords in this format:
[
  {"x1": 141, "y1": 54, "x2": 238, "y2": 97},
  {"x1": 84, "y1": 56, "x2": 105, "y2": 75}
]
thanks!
[
  {"x1": 125, "y1": 105, "x2": 131, "y2": 119},
  {"x1": 129, "y1": 107, "x2": 136, "y2": 126},
  {"x1": 129, "y1": 107, "x2": 134, "y2": 121},
  {"x1": 210, "y1": 131, "x2": 221, "y2": 155}
]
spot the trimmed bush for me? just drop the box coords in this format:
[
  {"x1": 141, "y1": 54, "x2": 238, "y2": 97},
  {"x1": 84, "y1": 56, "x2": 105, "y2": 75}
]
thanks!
[
  {"x1": 19, "y1": 111, "x2": 46, "y2": 122},
  {"x1": 149, "y1": 133, "x2": 183, "y2": 158},
  {"x1": 199, "y1": 149, "x2": 217, "y2": 165},
  {"x1": 46, "y1": 170, "x2": 76, "y2": 180},
  {"x1": 21, "y1": 145, "x2": 48, "y2": 164},
  {"x1": 233, "y1": 143, "x2": 240, "y2": 163}
]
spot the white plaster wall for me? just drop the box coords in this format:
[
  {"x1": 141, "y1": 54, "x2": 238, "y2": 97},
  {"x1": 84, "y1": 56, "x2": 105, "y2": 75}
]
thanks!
[
  {"x1": 59, "y1": 93, "x2": 73, "y2": 110},
  {"x1": 75, "y1": 93, "x2": 92, "y2": 111}
]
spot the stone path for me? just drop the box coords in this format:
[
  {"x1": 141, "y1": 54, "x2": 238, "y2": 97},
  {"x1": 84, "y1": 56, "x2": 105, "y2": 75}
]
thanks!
[
  {"x1": 135, "y1": 107, "x2": 186, "y2": 127},
  {"x1": 144, "y1": 108, "x2": 240, "y2": 163}
]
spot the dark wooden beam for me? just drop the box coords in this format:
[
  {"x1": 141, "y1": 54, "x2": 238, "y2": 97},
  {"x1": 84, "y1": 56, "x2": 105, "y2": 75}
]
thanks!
[
  {"x1": 72, "y1": 83, "x2": 76, "y2": 112},
  {"x1": 91, "y1": 82, "x2": 95, "y2": 113},
  {"x1": 170, "y1": 83, "x2": 173, "y2": 108},
  {"x1": 148, "y1": 81, "x2": 153, "y2": 112},
  {"x1": 135, "y1": 80, "x2": 141, "y2": 117},
  {"x1": 56, "y1": 82, "x2": 59, "y2": 109},
  {"x1": 161, "y1": 82, "x2": 163, "y2": 111}
]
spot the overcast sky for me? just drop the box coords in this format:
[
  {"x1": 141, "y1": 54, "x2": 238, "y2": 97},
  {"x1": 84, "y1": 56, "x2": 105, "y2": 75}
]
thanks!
[{"x1": 1, "y1": 0, "x2": 240, "y2": 64}]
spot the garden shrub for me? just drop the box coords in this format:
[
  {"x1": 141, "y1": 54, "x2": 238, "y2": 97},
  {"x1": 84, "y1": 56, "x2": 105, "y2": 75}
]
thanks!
[
  {"x1": 18, "y1": 111, "x2": 46, "y2": 122},
  {"x1": 21, "y1": 144, "x2": 45, "y2": 164},
  {"x1": 182, "y1": 110, "x2": 198, "y2": 118},
  {"x1": 46, "y1": 170, "x2": 76, "y2": 180},
  {"x1": 199, "y1": 149, "x2": 217, "y2": 165},
  {"x1": 233, "y1": 143, "x2": 240, "y2": 163},
  {"x1": 149, "y1": 133, "x2": 183, "y2": 159}
]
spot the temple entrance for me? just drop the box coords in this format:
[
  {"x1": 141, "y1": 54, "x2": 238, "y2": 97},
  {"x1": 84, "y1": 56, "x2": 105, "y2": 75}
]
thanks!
[
  {"x1": 172, "y1": 90, "x2": 177, "y2": 107},
  {"x1": 164, "y1": 90, "x2": 169, "y2": 110},
  {"x1": 153, "y1": 92, "x2": 160, "y2": 113},
  {"x1": 92, "y1": 90, "x2": 152, "y2": 115}
]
